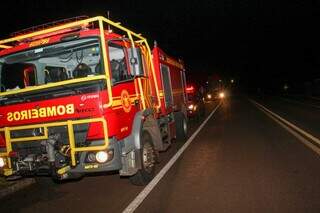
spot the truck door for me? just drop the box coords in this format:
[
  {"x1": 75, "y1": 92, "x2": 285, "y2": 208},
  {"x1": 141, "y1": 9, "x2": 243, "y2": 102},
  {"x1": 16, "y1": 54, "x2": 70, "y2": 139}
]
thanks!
[
  {"x1": 160, "y1": 64, "x2": 173, "y2": 108},
  {"x1": 108, "y1": 41, "x2": 137, "y2": 139}
]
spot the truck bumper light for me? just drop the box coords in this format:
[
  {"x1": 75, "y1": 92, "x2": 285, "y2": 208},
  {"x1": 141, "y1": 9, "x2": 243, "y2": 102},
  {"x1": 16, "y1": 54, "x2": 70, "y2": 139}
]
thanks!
[
  {"x1": 96, "y1": 151, "x2": 108, "y2": 163},
  {"x1": 0, "y1": 157, "x2": 5, "y2": 168}
]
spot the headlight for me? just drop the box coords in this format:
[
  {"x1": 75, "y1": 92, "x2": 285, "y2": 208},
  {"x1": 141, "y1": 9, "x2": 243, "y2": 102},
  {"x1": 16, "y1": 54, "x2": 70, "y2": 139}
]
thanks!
[
  {"x1": 96, "y1": 151, "x2": 109, "y2": 163},
  {"x1": 188, "y1": 104, "x2": 194, "y2": 110},
  {"x1": 207, "y1": 94, "x2": 212, "y2": 99},
  {"x1": 0, "y1": 157, "x2": 5, "y2": 168},
  {"x1": 219, "y1": 92, "x2": 225, "y2": 98}
]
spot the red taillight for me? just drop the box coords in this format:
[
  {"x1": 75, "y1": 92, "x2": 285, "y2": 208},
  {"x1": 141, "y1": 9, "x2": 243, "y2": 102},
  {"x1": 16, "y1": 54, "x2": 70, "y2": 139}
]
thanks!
[
  {"x1": 86, "y1": 122, "x2": 105, "y2": 140},
  {"x1": 0, "y1": 133, "x2": 5, "y2": 148},
  {"x1": 186, "y1": 85, "x2": 194, "y2": 93}
]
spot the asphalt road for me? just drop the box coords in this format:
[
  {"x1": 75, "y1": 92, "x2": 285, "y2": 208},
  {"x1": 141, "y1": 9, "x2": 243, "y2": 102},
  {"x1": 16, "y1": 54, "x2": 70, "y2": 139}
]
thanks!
[
  {"x1": 1, "y1": 96, "x2": 320, "y2": 213},
  {"x1": 255, "y1": 96, "x2": 320, "y2": 139}
]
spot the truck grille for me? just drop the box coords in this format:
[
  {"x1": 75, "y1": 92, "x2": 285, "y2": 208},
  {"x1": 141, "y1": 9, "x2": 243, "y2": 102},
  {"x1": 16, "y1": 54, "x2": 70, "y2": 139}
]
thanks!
[
  {"x1": 12, "y1": 141, "x2": 43, "y2": 158},
  {"x1": 10, "y1": 128, "x2": 45, "y2": 139}
]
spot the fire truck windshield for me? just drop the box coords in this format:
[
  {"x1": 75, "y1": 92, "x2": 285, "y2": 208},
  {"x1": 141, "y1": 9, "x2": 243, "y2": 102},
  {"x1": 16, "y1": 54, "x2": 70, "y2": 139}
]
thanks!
[{"x1": 0, "y1": 37, "x2": 102, "y2": 93}]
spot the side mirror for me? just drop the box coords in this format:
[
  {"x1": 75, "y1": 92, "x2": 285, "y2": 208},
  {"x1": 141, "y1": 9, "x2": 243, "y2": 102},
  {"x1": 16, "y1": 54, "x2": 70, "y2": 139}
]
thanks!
[{"x1": 128, "y1": 48, "x2": 144, "y2": 76}]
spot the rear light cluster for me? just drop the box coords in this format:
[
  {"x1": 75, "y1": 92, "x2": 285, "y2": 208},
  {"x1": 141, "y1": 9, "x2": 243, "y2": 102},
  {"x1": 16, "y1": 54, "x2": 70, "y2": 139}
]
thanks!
[{"x1": 186, "y1": 85, "x2": 195, "y2": 93}]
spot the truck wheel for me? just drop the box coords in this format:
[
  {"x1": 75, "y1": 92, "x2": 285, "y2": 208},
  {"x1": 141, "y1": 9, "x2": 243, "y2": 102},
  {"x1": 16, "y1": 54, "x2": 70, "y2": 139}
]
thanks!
[
  {"x1": 130, "y1": 131, "x2": 156, "y2": 186},
  {"x1": 175, "y1": 112, "x2": 187, "y2": 141}
]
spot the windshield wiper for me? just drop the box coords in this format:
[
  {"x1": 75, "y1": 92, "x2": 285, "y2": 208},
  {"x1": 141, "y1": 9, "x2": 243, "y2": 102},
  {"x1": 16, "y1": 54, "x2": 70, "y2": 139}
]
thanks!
[
  {"x1": 52, "y1": 88, "x2": 77, "y2": 97},
  {"x1": 0, "y1": 93, "x2": 26, "y2": 105}
]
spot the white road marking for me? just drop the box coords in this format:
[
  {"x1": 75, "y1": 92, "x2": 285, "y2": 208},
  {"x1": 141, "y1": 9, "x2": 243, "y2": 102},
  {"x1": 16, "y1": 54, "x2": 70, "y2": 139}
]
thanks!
[
  {"x1": 250, "y1": 99, "x2": 320, "y2": 155},
  {"x1": 279, "y1": 97, "x2": 320, "y2": 109},
  {"x1": 122, "y1": 103, "x2": 221, "y2": 213}
]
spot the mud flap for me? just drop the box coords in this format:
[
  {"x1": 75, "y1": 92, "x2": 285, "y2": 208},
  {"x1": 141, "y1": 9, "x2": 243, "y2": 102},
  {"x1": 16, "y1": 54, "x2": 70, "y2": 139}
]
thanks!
[{"x1": 119, "y1": 149, "x2": 140, "y2": 176}]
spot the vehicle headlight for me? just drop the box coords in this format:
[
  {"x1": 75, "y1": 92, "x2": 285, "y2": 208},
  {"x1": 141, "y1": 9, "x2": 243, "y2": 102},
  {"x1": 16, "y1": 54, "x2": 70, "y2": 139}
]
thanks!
[
  {"x1": 193, "y1": 105, "x2": 197, "y2": 111},
  {"x1": 188, "y1": 104, "x2": 194, "y2": 110},
  {"x1": 207, "y1": 94, "x2": 212, "y2": 99},
  {"x1": 0, "y1": 157, "x2": 5, "y2": 168},
  {"x1": 219, "y1": 92, "x2": 225, "y2": 98},
  {"x1": 96, "y1": 151, "x2": 109, "y2": 163}
]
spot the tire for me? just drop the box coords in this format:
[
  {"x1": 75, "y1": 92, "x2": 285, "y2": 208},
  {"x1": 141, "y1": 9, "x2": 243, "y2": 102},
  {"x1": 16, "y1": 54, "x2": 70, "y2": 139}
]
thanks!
[
  {"x1": 175, "y1": 112, "x2": 187, "y2": 141},
  {"x1": 130, "y1": 131, "x2": 156, "y2": 186}
]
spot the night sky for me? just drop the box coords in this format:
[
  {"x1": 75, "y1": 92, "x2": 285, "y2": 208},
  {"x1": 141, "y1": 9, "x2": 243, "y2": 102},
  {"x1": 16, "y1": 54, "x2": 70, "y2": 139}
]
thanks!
[{"x1": 1, "y1": 0, "x2": 319, "y2": 92}]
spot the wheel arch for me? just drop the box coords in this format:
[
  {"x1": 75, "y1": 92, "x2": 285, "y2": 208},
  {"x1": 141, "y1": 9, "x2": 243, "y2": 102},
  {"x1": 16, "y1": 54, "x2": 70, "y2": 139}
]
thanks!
[{"x1": 123, "y1": 109, "x2": 162, "y2": 152}]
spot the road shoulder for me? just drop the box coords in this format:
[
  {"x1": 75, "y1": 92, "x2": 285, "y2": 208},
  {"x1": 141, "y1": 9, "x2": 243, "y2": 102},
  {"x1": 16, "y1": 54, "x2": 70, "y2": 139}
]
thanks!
[{"x1": 0, "y1": 177, "x2": 35, "y2": 199}]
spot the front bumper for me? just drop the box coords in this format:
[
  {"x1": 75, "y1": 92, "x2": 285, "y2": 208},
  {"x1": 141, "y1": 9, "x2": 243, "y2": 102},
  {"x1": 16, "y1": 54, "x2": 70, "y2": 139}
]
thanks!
[
  {"x1": 69, "y1": 138, "x2": 122, "y2": 174},
  {"x1": 0, "y1": 117, "x2": 115, "y2": 177}
]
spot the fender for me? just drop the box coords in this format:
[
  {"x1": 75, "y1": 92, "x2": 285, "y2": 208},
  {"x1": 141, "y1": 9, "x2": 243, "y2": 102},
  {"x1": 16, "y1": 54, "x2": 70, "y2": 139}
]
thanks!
[
  {"x1": 120, "y1": 109, "x2": 162, "y2": 176},
  {"x1": 122, "y1": 109, "x2": 162, "y2": 153}
]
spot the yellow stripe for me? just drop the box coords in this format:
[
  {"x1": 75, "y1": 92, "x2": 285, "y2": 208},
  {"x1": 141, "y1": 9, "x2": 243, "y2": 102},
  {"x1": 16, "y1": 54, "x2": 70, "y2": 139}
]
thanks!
[
  {"x1": 112, "y1": 97, "x2": 138, "y2": 107},
  {"x1": 158, "y1": 89, "x2": 184, "y2": 96},
  {"x1": 112, "y1": 99, "x2": 122, "y2": 107},
  {"x1": 0, "y1": 44, "x2": 11, "y2": 49},
  {"x1": 0, "y1": 16, "x2": 147, "y2": 46}
]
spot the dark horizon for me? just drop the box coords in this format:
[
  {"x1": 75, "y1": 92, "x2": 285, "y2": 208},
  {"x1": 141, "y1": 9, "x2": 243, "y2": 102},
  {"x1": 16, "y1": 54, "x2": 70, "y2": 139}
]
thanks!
[{"x1": 0, "y1": 0, "x2": 319, "y2": 94}]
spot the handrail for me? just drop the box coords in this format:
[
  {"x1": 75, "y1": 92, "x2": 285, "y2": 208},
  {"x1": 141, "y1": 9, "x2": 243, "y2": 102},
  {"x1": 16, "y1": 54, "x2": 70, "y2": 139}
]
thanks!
[
  {"x1": 11, "y1": 16, "x2": 89, "y2": 37},
  {"x1": 0, "y1": 45, "x2": 11, "y2": 49},
  {"x1": 0, "y1": 16, "x2": 161, "y2": 110}
]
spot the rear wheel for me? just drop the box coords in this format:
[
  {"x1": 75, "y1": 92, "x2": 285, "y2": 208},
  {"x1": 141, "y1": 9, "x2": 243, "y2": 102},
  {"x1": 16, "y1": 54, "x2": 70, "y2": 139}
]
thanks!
[
  {"x1": 130, "y1": 131, "x2": 156, "y2": 186},
  {"x1": 175, "y1": 112, "x2": 187, "y2": 140}
]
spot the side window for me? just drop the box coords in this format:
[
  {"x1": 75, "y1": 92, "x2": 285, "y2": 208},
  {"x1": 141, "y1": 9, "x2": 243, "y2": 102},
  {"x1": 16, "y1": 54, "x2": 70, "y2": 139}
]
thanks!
[
  {"x1": 108, "y1": 44, "x2": 132, "y2": 84},
  {"x1": 160, "y1": 64, "x2": 173, "y2": 108},
  {"x1": 0, "y1": 63, "x2": 36, "y2": 90}
]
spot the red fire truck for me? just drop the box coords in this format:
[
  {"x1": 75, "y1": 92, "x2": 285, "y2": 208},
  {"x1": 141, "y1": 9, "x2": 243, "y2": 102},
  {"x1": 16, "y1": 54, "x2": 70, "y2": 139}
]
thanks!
[{"x1": 0, "y1": 16, "x2": 187, "y2": 185}]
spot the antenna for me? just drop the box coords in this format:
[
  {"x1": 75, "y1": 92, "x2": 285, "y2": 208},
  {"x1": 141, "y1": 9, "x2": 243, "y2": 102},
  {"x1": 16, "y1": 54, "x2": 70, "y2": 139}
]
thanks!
[{"x1": 107, "y1": 11, "x2": 112, "y2": 33}]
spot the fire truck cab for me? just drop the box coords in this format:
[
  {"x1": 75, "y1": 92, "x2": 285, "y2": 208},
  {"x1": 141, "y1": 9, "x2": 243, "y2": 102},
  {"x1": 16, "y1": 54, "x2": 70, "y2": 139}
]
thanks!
[{"x1": 0, "y1": 16, "x2": 187, "y2": 185}]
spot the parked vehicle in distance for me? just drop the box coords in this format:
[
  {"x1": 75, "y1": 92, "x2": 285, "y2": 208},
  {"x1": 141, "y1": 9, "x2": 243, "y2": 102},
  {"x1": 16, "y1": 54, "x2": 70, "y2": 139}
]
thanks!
[
  {"x1": 204, "y1": 88, "x2": 226, "y2": 102},
  {"x1": 186, "y1": 85, "x2": 205, "y2": 119}
]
